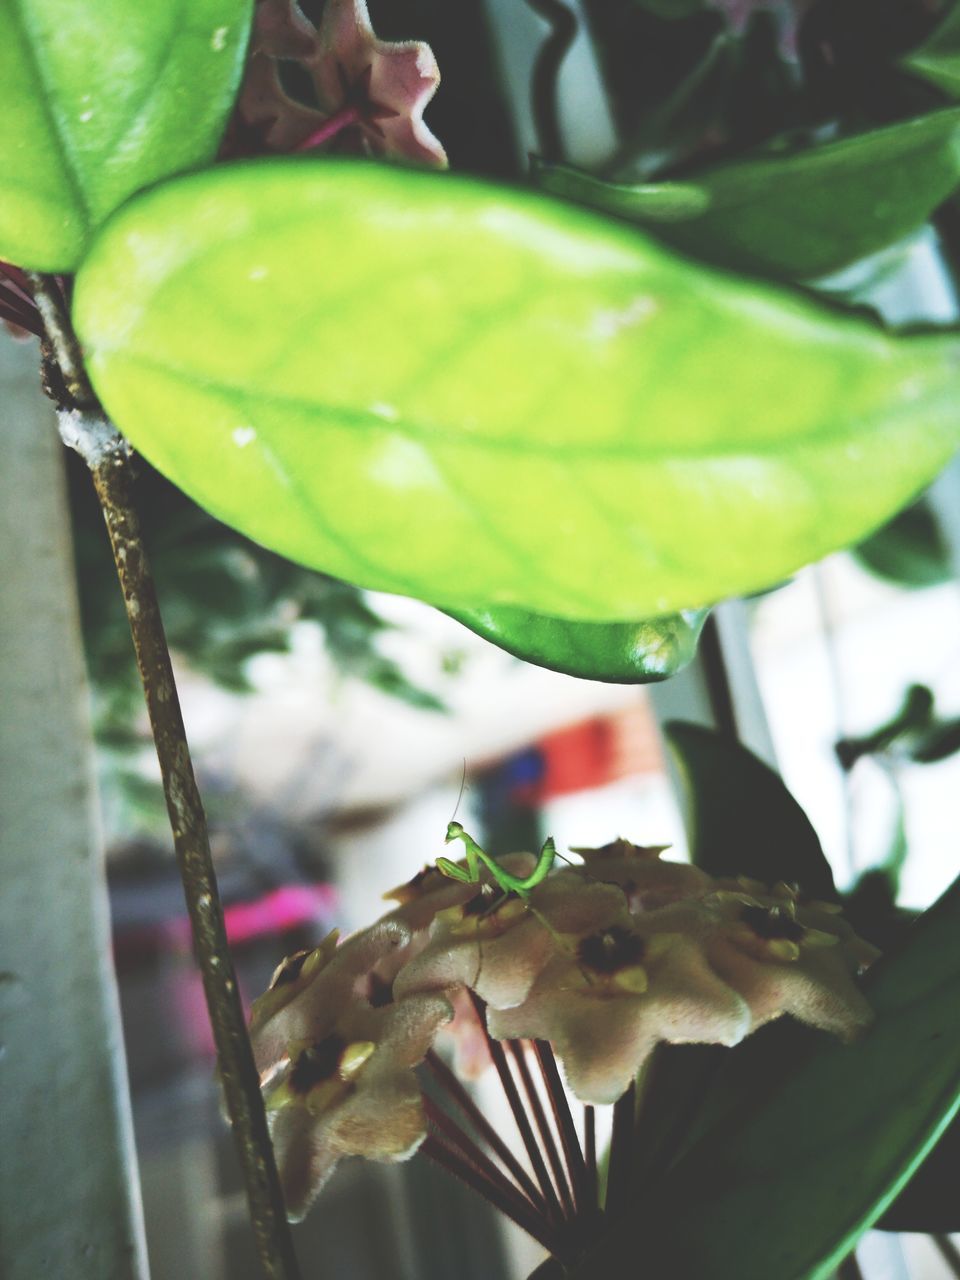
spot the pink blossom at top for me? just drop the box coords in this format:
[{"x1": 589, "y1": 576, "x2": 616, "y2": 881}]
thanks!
[{"x1": 238, "y1": 0, "x2": 447, "y2": 166}]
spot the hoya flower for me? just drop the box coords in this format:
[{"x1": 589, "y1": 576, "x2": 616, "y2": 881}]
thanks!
[
  {"x1": 571, "y1": 837, "x2": 713, "y2": 911},
  {"x1": 651, "y1": 884, "x2": 877, "y2": 1041},
  {"x1": 710, "y1": 0, "x2": 814, "y2": 57},
  {"x1": 263, "y1": 991, "x2": 452, "y2": 1219},
  {"x1": 394, "y1": 869, "x2": 629, "y2": 1012},
  {"x1": 489, "y1": 916, "x2": 751, "y2": 1105},
  {"x1": 238, "y1": 0, "x2": 447, "y2": 166},
  {"x1": 249, "y1": 919, "x2": 408, "y2": 1072}
]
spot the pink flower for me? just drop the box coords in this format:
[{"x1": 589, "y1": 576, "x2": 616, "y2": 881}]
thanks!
[
  {"x1": 393, "y1": 869, "x2": 629, "y2": 1012},
  {"x1": 489, "y1": 917, "x2": 752, "y2": 1104},
  {"x1": 237, "y1": 0, "x2": 447, "y2": 166},
  {"x1": 692, "y1": 885, "x2": 878, "y2": 1040},
  {"x1": 263, "y1": 991, "x2": 452, "y2": 1219},
  {"x1": 571, "y1": 838, "x2": 713, "y2": 911}
]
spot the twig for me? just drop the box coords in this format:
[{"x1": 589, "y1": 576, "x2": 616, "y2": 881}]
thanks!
[{"x1": 30, "y1": 274, "x2": 301, "y2": 1280}]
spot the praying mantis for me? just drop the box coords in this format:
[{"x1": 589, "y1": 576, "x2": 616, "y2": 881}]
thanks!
[{"x1": 437, "y1": 821, "x2": 559, "y2": 901}]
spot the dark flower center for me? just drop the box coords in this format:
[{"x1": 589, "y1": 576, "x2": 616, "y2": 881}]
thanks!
[
  {"x1": 577, "y1": 925, "x2": 646, "y2": 975},
  {"x1": 367, "y1": 971, "x2": 394, "y2": 1008},
  {"x1": 289, "y1": 1034, "x2": 348, "y2": 1093},
  {"x1": 271, "y1": 949, "x2": 310, "y2": 989},
  {"x1": 741, "y1": 905, "x2": 805, "y2": 943}
]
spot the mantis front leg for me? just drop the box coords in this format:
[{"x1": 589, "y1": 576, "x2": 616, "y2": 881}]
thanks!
[{"x1": 437, "y1": 821, "x2": 557, "y2": 900}]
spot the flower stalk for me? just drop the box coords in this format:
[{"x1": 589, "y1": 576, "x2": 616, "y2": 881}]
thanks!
[{"x1": 27, "y1": 273, "x2": 301, "y2": 1280}]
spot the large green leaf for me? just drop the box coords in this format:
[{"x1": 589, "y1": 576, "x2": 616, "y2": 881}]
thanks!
[
  {"x1": 0, "y1": 0, "x2": 252, "y2": 271},
  {"x1": 665, "y1": 720, "x2": 837, "y2": 897},
  {"x1": 576, "y1": 874, "x2": 960, "y2": 1280},
  {"x1": 74, "y1": 161, "x2": 960, "y2": 622},
  {"x1": 445, "y1": 605, "x2": 707, "y2": 682},
  {"x1": 877, "y1": 1108, "x2": 960, "y2": 1231},
  {"x1": 536, "y1": 109, "x2": 960, "y2": 279},
  {"x1": 902, "y1": 4, "x2": 960, "y2": 98}
]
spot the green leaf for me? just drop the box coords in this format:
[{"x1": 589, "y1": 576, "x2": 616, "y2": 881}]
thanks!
[
  {"x1": 576, "y1": 873, "x2": 960, "y2": 1280},
  {"x1": 537, "y1": 109, "x2": 960, "y2": 279},
  {"x1": 877, "y1": 1108, "x2": 960, "y2": 1231},
  {"x1": 0, "y1": 0, "x2": 252, "y2": 271},
  {"x1": 853, "y1": 498, "x2": 952, "y2": 589},
  {"x1": 665, "y1": 720, "x2": 837, "y2": 897},
  {"x1": 445, "y1": 605, "x2": 707, "y2": 682},
  {"x1": 902, "y1": 3, "x2": 960, "y2": 99},
  {"x1": 74, "y1": 161, "x2": 960, "y2": 622}
]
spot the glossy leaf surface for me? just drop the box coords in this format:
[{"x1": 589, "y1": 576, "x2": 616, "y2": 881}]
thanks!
[
  {"x1": 0, "y1": 0, "x2": 252, "y2": 270},
  {"x1": 445, "y1": 605, "x2": 707, "y2": 682},
  {"x1": 665, "y1": 720, "x2": 836, "y2": 897},
  {"x1": 537, "y1": 110, "x2": 960, "y2": 278},
  {"x1": 903, "y1": 5, "x2": 960, "y2": 98},
  {"x1": 577, "y1": 874, "x2": 960, "y2": 1280},
  {"x1": 75, "y1": 162, "x2": 960, "y2": 621}
]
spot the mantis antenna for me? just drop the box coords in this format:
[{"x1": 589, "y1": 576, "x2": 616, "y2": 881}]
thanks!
[{"x1": 437, "y1": 821, "x2": 558, "y2": 901}]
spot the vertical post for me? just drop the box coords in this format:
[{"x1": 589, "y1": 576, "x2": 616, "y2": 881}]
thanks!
[{"x1": 0, "y1": 334, "x2": 149, "y2": 1279}]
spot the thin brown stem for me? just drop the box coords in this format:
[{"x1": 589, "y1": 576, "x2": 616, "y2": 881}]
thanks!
[
  {"x1": 534, "y1": 1040, "x2": 588, "y2": 1214},
  {"x1": 469, "y1": 992, "x2": 564, "y2": 1224},
  {"x1": 584, "y1": 1106, "x2": 598, "y2": 1211},
  {"x1": 511, "y1": 1041, "x2": 575, "y2": 1218},
  {"x1": 425, "y1": 1050, "x2": 547, "y2": 1211},
  {"x1": 421, "y1": 1134, "x2": 565, "y2": 1260},
  {"x1": 605, "y1": 1083, "x2": 636, "y2": 1218},
  {"x1": 933, "y1": 1235, "x2": 960, "y2": 1278},
  {"x1": 33, "y1": 281, "x2": 301, "y2": 1280},
  {"x1": 422, "y1": 1096, "x2": 548, "y2": 1226},
  {"x1": 26, "y1": 272, "x2": 95, "y2": 406}
]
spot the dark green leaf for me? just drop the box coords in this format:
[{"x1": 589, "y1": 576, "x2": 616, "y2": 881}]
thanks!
[
  {"x1": 577, "y1": 874, "x2": 960, "y2": 1280},
  {"x1": 665, "y1": 720, "x2": 836, "y2": 897},
  {"x1": 75, "y1": 162, "x2": 960, "y2": 622},
  {"x1": 835, "y1": 683, "x2": 935, "y2": 770},
  {"x1": 877, "y1": 1108, "x2": 960, "y2": 1231},
  {"x1": 445, "y1": 605, "x2": 707, "y2": 682},
  {"x1": 537, "y1": 109, "x2": 960, "y2": 278},
  {"x1": 902, "y1": 3, "x2": 960, "y2": 98},
  {"x1": 0, "y1": 0, "x2": 252, "y2": 270},
  {"x1": 853, "y1": 499, "x2": 951, "y2": 589}
]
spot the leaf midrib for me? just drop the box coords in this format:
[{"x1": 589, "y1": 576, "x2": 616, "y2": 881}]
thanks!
[{"x1": 106, "y1": 349, "x2": 954, "y2": 466}]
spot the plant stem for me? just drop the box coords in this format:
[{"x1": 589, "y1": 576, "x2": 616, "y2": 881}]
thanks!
[
  {"x1": 470, "y1": 993, "x2": 564, "y2": 1224},
  {"x1": 29, "y1": 274, "x2": 301, "y2": 1280},
  {"x1": 510, "y1": 1041, "x2": 575, "y2": 1218},
  {"x1": 534, "y1": 1040, "x2": 588, "y2": 1215},
  {"x1": 421, "y1": 1134, "x2": 565, "y2": 1260},
  {"x1": 605, "y1": 1082, "x2": 636, "y2": 1218},
  {"x1": 524, "y1": 0, "x2": 577, "y2": 163},
  {"x1": 583, "y1": 1106, "x2": 597, "y2": 1211},
  {"x1": 933, "y1": 1235, "x2": 960, "y2": 1278},
  {"x1": 425, "y1": 1050, "x2": 547, "y2": 1211},
  {"x1": 422, "y1": 1095, "x2": 549, "y2": 1228}
]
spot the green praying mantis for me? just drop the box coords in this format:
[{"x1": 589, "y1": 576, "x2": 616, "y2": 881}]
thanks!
[{"x1": 437, "y1": 821, "x2": 559, "y2": 900}]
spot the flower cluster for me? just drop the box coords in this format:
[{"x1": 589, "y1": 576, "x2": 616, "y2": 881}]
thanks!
[
  {"x1": 234, "y1": 0, "x2": 447, "y2": 166},
  {"x1": 250, "y1": 835, "x2": 877, "y2": 1219}
]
